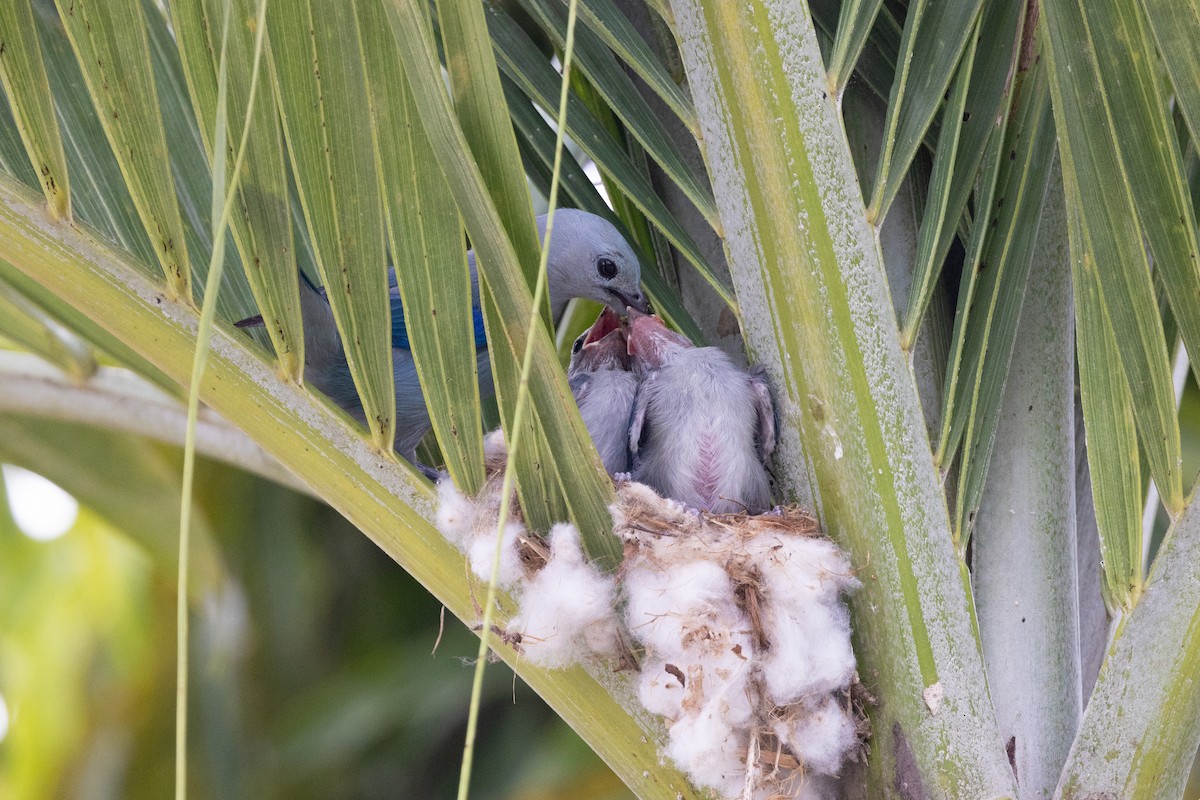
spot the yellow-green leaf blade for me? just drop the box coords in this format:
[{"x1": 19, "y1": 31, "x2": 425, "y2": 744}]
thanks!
[
  {"x1": 171, "y1": 0, "x2": 303, "y2": 378},
  {"x1": 359, "y1": 0, "x2": 484, "y2": 494},
  {"x1": 384, "y1": 0, "x2": 618, "y2": 566},
  {"x1": 0, "y1": 0, "x2": 70, "y2": 218},
  {"x1": 899, "y1": 23, "x2": 976, "y2": 347},
  {"x1": 52, "y1": 0, "x2": 191, "y2": 296},
  {"x1": 269, "y1": 0, "x2": 394, "y2": 449},
  {"x1": 435, "y1": 0, "x2": 566, "y2": 529},
  {"x1": 436, "y1": 0, "x2": 543, "y2": 299}
]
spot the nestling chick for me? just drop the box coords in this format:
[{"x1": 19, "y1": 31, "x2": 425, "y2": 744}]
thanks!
[
  {"x1": 568, "y1": 308, "x2": 638, "y2": 475},
  {"x1": 627, "y1": 309, "x2": 775, "y2": 514}
]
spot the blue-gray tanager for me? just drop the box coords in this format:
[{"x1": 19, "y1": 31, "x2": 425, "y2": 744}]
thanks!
[
  {"x1": 568, "y1": 307, "x2": 637, "y2": 475},
  {"x1": 626, "y1": 309, "x2": 775, "y2": 514},
  {"x1": 241, "y1": 209, "x2": 647, "y2": 471}
]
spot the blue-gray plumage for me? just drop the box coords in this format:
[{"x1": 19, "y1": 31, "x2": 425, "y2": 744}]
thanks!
[
  {"x1": 626, "y1": 309, "x2": 775, "y2": 514},
  {"x1": 568, "y1": 308, "x2": 637, "y2": 475},
  {"x1": 244, "y1": 209, "x2": 647, "y2": 471}
]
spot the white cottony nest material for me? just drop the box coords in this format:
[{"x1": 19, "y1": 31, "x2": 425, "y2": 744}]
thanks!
[
  {"x1": 434, "y1": 438, "x2": 618, "y2": 666},
  {"x1": 434, "y1": 461, "x2": 864, "y2": 800},
  {"x1": 508, "y1": 523, "x2": 618, "y2": 666},
  {"x1": 613, "y1": 481, "x2": 863, "y2": 797},
  {"x1": 434, "y1": 478, "x2": 527, "y2": 591}
]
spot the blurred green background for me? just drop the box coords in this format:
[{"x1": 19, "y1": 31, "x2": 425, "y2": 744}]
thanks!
[{"x1": 0, "y1": 416, "x2": 630, "y2": 800}]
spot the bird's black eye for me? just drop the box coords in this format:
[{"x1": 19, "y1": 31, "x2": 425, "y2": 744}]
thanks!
[
  {"x1": 597, "y1": 256, "x2": 618, "y2": 280},
  {"x1": 572, "y1": 334, "x2": 585, "y2": 354}
]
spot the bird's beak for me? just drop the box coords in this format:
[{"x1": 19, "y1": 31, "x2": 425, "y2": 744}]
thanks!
[{"x1": 609, "y1": 287, "x2": 650, "y2": 316}]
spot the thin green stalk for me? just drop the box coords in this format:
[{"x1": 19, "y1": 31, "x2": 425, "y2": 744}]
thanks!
[
  {"x1": 457, "y1": 2, "x2": 578, "y2": 797},
  {"x1": 176, "y1": 1, "x2": 269, "y2": 797}
]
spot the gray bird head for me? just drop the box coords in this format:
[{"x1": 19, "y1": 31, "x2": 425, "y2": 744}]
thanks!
[
  {"x1": 539, "y1": 209, "x2": 649, "y2": 319},
  {"x1": 626, "y1": 307, "x2": 692, "y2": 371},
  {"x1": 568, "y1": 307, "x2": 631, "y2": 377}
]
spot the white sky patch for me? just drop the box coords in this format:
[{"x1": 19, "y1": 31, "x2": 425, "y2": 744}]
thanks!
[
  {"x1": 0, "y1": 693, "x2": 8, "y2": 743},
  {"x1": 2, "y1": 465, "x2": 78, "y2": 542},
  {"x1": 582, "y1": 160, "x2": 611, "y2": 205}
]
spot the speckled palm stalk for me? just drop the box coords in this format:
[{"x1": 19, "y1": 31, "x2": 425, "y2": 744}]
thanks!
[{"x1": 666, "y1": 1, "x2": 1017, "y2": 796}]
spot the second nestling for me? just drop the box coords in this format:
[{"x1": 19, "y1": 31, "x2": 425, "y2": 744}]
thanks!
[{"x1": 570, "y1": 307, "x2": 776, "y2": 514}]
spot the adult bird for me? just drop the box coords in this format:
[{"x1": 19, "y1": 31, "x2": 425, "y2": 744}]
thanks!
[
  {"x1": 626, "y1": 309, "x2": 775, "y2": 514},
  {"x1": 568, "y1": 308, "x2": 638, "y2": 475},
  {"x1": 240, "y1": 209, "x2": 648, "y2": 473}
]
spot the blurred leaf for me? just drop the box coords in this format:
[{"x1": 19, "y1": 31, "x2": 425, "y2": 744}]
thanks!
[
  {"x1": 0, "y1": 512, "x2": 161, "y2": 800},
  {"x1": 0, "y1": 351, "x2": 306, "y2": 494},
  {"x1": 0, "y1": 273, "x2": 96, "y2": 380},
  {"x1": 0, "y1": 414, "x2": 226, "y2": 599},
  {"x1": 0, "y1": 256, "x2": 176, "y2": 393},
  {"x1": 0, "y1": 0, "x2": 70, "y2": 218}
]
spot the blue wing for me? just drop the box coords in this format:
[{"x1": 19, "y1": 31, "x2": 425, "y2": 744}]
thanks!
[{"x1": 388, "y1": 270, "x2": 487, "y2": 351}]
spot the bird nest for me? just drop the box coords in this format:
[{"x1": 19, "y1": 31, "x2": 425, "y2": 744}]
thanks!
[{"x1": 435, "y1": 435, "x2": 868, "y2": 799}]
